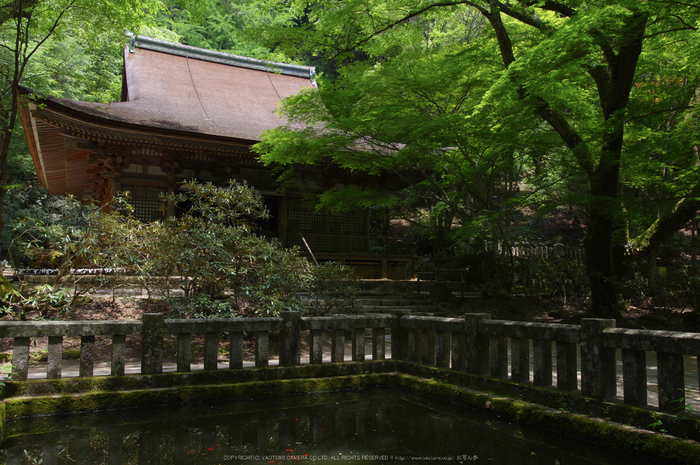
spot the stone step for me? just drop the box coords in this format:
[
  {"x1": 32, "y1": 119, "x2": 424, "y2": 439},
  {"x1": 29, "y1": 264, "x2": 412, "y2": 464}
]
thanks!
[
  {"x1": 362, "y1": 305, "x2": 440, "y2": 314},
  {"x1": 356, "y1": 298, "x2": 430, "y2": 306}
]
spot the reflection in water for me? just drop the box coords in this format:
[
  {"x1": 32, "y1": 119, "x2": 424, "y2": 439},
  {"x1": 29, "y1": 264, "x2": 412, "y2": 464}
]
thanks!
[{"x1": 3, "y1": 389, "x2": 654, "y2": 465}]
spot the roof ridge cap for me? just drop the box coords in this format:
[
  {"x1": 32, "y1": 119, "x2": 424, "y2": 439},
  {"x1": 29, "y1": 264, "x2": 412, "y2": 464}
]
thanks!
[{"x1": 126, "y1": 33, "x2": 316, "y2": 81}]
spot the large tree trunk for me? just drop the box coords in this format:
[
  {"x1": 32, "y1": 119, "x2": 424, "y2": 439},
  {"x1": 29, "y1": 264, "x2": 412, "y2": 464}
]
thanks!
[{"x1": 585, "y1": 176, "x2": 623, "y2": 319}]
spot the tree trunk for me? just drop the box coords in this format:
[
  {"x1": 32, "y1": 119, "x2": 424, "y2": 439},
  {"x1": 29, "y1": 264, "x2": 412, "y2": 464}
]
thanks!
[{"x1": 585, "y1": 189, "x2": 622, "y2": 319}]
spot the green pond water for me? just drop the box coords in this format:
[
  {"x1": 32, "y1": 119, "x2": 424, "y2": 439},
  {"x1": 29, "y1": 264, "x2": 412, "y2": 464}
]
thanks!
[{"x1": 2, "y1": 389, "x2": 656, "y2": 465}]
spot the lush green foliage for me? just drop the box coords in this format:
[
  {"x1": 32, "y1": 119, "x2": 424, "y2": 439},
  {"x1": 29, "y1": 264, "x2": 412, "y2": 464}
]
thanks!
[
  {"x1": 256, "y1": 0, "x2": 700, "y2": 317},
  {"x1": 2, "y1": 193, "x2": 141, "y2": 318},
  {"x1": 0, "y1": 0, "x2": 164, "y2": 270},
  {"x1": 136, "y1": 181, "x2": 309, "y2": 315},
  {"x1": 150, "y1": 0, "x2": 295, "y2": 61},
  {"x1": 304, "y1": 261, "x2": 362, "y2": 315},
  {"x1": 5, "y1": 181, "x2": 361, "y2": 318}
]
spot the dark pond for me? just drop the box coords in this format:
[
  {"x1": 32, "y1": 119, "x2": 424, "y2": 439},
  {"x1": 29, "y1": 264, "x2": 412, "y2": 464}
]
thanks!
[{"x1": 2, "y1": 389, "x2": 655, "y2": 465}]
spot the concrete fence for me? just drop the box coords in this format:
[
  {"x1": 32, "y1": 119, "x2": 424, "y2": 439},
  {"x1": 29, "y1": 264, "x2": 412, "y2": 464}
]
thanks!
[{"x1": 2, "y1": 312, "x2": 699, "y2": 413}]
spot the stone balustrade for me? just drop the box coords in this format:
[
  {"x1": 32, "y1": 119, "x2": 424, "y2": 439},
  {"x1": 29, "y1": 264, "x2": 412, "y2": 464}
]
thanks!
[
  {"x1": 391, "y1": 313, "x2": 700, "y2": 413},
  {"x1": 2, "y1": 312, "x2": 700, "y2": 413}
]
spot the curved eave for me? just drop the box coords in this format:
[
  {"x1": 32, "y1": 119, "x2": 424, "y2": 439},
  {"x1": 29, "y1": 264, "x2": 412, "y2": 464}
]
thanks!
[
  {"x1": 22, "y1": 90, "x2": 259, "y2": 152},
  {"x1": 19, "y1": 89, "x2": 264, "y2": 198}
]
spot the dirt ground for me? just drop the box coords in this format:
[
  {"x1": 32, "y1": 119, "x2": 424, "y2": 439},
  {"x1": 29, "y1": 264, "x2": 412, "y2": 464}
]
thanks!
[{"x1": 0, "y1": 292, "x2": 696, "y2": 365}]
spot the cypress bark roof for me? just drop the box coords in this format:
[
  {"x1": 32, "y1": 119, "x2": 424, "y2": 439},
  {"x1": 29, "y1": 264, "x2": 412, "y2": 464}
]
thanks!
[
  {"x1": 19, "y1": 36, "x2": 316, "y2": 199},
  {"x1": 50, "y1": 35, "x2": 316, "y2": 142}
]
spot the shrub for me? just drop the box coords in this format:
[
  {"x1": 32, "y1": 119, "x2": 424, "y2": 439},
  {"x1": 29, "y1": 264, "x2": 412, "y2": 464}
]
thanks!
[{"x1": 304, "y1": 261, "x2": 362, "y2": 315}]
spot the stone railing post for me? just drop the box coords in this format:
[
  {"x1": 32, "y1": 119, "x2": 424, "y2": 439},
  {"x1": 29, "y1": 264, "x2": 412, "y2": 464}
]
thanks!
[
  {"x1": 392, "y1": 310, "x2": 411, "y2": 361},
  {"x1": 204, "y1": 333, "x2": 219, "y2": 371},
  {"x1": 280, "y1": 311, "x2": 301, "y2": 366},
  {"x1": 141, "y1": 313, "x2": 164, "y2": 375},
  {"x1": 580, "y1": 318, "x2": 616, "y2": 399},
  {"x1": 372, "y1": 326, "x2": 385, "y2": 361},
  {"x1": 11, "y1": 337, "x2": 29, "y2": 381},
  {"x1": 658, "y1": 352, "x2": 685, "y2": 413},
  {"x1": 464, "y1": 314, "x2": 491, "y2": 375},
  {"x1": 47, "y1": 336, "x2": 63, "y2": 379},
  {"x1": 111, "y1": 334, "x2": 127, "y2": 377}
]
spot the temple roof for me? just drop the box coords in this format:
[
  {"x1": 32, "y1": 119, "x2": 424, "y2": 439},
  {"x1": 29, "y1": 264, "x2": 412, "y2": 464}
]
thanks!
[
  {"x1": 19, "y1": 35, "x2": 316, "y2": 198},
  {"x1": 41, "y1": 35, "x2": 316, "y2": 142}
]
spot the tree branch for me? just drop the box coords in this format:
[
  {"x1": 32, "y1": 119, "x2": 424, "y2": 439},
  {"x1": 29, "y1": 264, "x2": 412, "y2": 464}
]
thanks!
[
  {"x1": 329, "y1": 1, "x2": 486, "y2": 60},
  {"x1": 626, "y1": 105, "x2": 694, "y2": 123}
]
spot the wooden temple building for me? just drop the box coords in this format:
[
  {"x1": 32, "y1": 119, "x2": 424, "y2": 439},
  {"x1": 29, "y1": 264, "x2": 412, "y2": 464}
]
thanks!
[{"x1": 18, "y1": 35, "x2": 416, "y2": 279}]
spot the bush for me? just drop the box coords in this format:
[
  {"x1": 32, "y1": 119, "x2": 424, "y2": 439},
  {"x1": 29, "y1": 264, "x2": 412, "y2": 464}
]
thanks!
[
  {"x1": 160, "y1": 295, "x2": 238, "y2": 319},
  {"x1": 304, "y1": 262, "x2": 362, "y2": 315},
  {"x1": 131, "y1": 181, "x2": 311, "y2": 316},
  {"x1": 6, "y1": 181, "x2": 363, "y2": 319}
]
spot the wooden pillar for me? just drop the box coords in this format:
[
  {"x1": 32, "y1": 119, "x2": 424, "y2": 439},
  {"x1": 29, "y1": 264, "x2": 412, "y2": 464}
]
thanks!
[
  {"x1": 166, "y1": 171, "x2": 176, "y2": 218},
  {"x1": 279, "y1": 196, "x2": 288, "y2": 246}
]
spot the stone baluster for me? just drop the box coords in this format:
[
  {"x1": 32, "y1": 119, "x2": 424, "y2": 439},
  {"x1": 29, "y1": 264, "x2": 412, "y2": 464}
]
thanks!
[
  {"x1": 47, "y1": 336, "x2": 63, "y2": 379},
  {"x1": 111, "y1": 334, "x2": 126, "y2": 376},
  {"x1": 581, "y1": 318, "x2": 616, "y2": 399},
  {"x1": 556, "y1": 341, "x2": 578, "y2": 391},
  {"x1": 372, "y1": 327, "x2": 385, "y2": 360},
  {"x1": 424, "y1": 330, "x2": 436, "y2": 366},
  {"x1": 407, "y1": 328, "x2": 417, "y2": 362},
  {"x1": 310, "y1": 329, "x2": 324, "y2": 364},
  {"x1": 141, "y1": 313, "x2": 164, "y2": 375},
  {"x1": 413, "y1": 328, "x2": 424, "y2": 364},
  {"x1": 622, "y1": 348, "x2": 646, "y2": 406},
  {"x1": 658, "y1": 351, "x2": 685, "y2": 413},
  {"x1": 79, "y1": 335, "x2": 95, "y2": 378},
  {"x1": 435, "y1": 331, "x2": 450, "y2": 368},
  {"x1": 280, "y1": 311, "x2": 301, "y2": 366},
  {"x1": 533, "y1": 340, "x2": 552, "y2": 386},
  {"x1": 177, "y1": 333, "x2": 191, "y2": 372},
  {"x1": 451, "y1": 330, "x2": 466, "y2": 371},
  {"x1": 255, "y1": 331, "x2": 269, "y2": 367},
  {"x1": 391, "y1": 309, "x2": 411, "y2": 361},
  {"x1": 204, "y1": 332, "x2": 218, "y2": 370},
  {"x1": 351, "y1": 327, "x2": 365, "y2": 362},
  {"x1": 490, "y1": 336, "x2": 508, "y2": 378},
  {"x1": 464, "y1": 313, "x2": 491, "y2": 375},
  {"x1": 510, "y1": 337, "x2": 529, "y2": 382},
  {"x1": 331, "y1": 329, "x2": 345, "y2": 363},
  {"x1": 12, "y1": 336, "x2": 29, "y2": 381},
  {"x1": 229, "y1": 332, "x2": 244, "y2": 369}
]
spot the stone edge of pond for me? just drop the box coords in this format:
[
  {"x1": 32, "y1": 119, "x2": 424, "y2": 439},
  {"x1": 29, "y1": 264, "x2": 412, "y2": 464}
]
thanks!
[
  {"x1": 395, "y1": 362, "x2": 700, "y2": 442},
  {"x1": 388, "y1": 372, "x2": 700, "y2": 465},
  {"x1": 2, "y1": 361, "x2": 700, "y2": 465}
]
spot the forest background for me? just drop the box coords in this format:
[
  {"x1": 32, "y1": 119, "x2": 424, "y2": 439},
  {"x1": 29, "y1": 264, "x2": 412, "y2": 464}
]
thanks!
[{"x1": 2, "y1": 1, "x2": 700, "y2": 322}]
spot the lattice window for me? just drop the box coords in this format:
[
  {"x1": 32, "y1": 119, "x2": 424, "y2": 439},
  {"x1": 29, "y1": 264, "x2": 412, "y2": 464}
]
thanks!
[
  {"x1": 330, "y1": 212, "x2": 363, "y2": 235},
  {"x1": 286, "y1": 198, "x2": 366, "y2": 253},
  {"x1": 287, "y1": 197, "x2": 323, "y2": 232},
  {"x1": 122, "y1": 185, "x2": 165, "y2": 222}
]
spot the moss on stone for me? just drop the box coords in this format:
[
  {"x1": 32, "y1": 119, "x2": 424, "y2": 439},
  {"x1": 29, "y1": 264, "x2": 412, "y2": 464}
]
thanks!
[
  {"x1": 3, "y1": 375, "x2": 369, "y2": 419},
  {"x1": 0, "y1": 401, "x2": 5, "y2": 443},
  {"x1": 3, "y1": 360, "x2": 700, "y2": 465}
]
